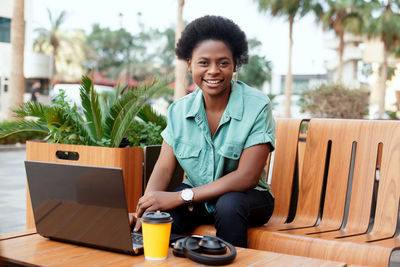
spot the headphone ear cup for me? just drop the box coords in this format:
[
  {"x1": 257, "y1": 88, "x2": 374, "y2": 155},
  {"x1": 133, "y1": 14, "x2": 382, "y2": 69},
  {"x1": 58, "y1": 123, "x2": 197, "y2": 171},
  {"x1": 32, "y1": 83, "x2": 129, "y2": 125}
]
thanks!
[
  {"x1": 183, "y1": 235, "x2": 237, "y2": 266},
  {"x1": 198, "y1": 236, "x2": 227, "y2": 255},
  {"x1": 173, "y1": 236, "x2": 202, "y2": 257},
  {"x1": 172, "y1": 238, "x2": 187, "y2": 257},
  {"x1": 183, "y1": 236, "x2": 202, "y2": 251}
]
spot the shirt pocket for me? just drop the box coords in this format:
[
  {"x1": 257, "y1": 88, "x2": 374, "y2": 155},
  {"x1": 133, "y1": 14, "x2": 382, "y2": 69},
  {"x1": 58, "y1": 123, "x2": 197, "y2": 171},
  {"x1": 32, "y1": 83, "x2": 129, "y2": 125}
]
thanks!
[
  {"x1": 175, "y1": 143, "x2": 203, "y2": 183},
  {"x1": 217, "y1": 143, "x2": 243, "y2": 172},
  {"x1": 175, "y1": 143, "x2": 202, "y2": 159},
  {"x1": 218, "y1": 143, "x2": 243, "y2": 160}
]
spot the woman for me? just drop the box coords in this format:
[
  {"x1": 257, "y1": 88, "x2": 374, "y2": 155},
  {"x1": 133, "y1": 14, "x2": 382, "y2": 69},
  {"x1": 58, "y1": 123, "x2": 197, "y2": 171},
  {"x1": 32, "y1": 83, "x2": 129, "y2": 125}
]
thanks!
[{"x1": 132, "y1": 15, "x2": 275, "y2": 247}]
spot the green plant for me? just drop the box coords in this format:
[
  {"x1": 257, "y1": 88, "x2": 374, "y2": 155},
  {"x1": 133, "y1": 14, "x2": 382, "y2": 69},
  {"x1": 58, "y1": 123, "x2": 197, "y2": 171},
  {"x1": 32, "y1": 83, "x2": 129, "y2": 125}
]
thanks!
[
  {"x1": 0, "y1": 120, "x2": 47, "y2": 145},
  {"x1": 386, "y1": 110, "x2": 400, "y2": 120},
  {"x1": 0, "y1": 76, "x2": 168, "y2": 147},
  {"x1": 127, "y1": 120, "x2": 164, "y2": 147},
  {"x1": 299, "y1": 83, "x2": 369, "y2": 119}
]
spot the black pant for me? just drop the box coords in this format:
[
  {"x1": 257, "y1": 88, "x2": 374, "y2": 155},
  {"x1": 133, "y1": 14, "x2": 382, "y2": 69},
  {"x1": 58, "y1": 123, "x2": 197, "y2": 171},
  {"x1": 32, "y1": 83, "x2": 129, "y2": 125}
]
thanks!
[{"x1": 168, "y1": 183, "x2": 274, "y2": 248}]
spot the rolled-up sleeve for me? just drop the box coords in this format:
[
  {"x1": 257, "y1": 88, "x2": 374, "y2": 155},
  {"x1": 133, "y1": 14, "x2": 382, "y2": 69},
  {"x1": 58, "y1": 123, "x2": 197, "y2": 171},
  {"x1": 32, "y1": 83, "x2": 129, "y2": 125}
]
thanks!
[
  {"x1": 243, "y1": 102, "x2": 275, "y2": 151},
  {"x1": 161, "y1": 106, "x2": 175, "y2": 148}
]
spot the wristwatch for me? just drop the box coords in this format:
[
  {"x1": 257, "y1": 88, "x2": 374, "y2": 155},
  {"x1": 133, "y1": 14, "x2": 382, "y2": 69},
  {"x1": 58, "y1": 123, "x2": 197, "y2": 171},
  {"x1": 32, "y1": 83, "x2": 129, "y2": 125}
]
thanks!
[{"x1": 181, "y1": 188, "x2": 194, "y2": 211}]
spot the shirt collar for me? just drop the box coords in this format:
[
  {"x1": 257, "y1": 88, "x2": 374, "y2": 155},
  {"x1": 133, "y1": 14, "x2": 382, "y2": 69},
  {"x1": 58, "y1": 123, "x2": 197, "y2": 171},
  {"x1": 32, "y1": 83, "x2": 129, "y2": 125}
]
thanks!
[
  {"x1": 185, "y1": 88, "x2": 203, "y2": 118},
  {"x1": 225, "y1": 81, "x2": 243, "y2": 120},
  {"x1": 185, "y1": 81, "x2": 244, "y2": 121}
]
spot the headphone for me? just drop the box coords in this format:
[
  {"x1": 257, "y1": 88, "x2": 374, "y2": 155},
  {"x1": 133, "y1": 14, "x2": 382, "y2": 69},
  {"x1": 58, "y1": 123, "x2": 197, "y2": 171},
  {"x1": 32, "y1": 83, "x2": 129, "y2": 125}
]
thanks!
[{"x1": 173, "y1": 235, "x2": 236, "y2": 266}]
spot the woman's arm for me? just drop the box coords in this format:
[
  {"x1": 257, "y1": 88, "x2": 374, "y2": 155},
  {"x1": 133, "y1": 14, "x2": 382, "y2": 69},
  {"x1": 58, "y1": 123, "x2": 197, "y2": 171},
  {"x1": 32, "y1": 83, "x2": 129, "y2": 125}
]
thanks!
[
  {"x1": 133, "y1": 141, "x2": 182, "y2": 229},
  {"x1": 191, "y1": 143, "x2": 271, "y2": 203},
  {"x1": 144, "y1": 141, "x2": 177, "y2": 193}
]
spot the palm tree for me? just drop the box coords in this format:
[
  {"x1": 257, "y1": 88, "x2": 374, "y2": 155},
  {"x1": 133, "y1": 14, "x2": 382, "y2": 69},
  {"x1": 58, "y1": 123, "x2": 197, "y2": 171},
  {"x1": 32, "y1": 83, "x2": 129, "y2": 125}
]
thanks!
[
  {"x1": 254, "y1": 0, "x2": 317, "y2": 117},
  {"x1": 174, "y1": 0, "x2": 187, "y2": 100},
  {"x1": 6, "y1": 0, "x2": 25, "y2": 120},
  {"x1": 320, "y1": 0, "x2": 364, "y2": 84},
  {"x1": 363, "y1": 0, "x2": 400, "y2": 118},
  {"x1": 34, "y1": 9, "x2": 68, "y2": 77}
]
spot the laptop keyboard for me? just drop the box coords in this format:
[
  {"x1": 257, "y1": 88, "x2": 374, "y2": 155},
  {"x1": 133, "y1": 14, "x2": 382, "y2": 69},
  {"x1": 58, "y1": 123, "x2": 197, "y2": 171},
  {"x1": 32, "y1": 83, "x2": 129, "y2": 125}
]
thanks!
[{"x1": 131, "y1": 232, "x2": 143, "y2": 246}]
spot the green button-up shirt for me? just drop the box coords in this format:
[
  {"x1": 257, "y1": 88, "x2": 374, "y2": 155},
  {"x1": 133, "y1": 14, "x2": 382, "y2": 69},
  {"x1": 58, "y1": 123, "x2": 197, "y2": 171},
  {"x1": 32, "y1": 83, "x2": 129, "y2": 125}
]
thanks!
[{"x1": 161, "y1": 80, "x2": 275, "y2": 212}]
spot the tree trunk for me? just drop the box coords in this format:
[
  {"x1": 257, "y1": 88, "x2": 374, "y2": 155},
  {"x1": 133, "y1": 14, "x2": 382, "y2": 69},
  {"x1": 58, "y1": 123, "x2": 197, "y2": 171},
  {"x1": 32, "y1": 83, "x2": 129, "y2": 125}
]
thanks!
[
  {"x1": 52, "y1": 46, "x2": 57, "y2": 78},
  {"x1": 174, "y1": 0, "x2": 187, "y2": 101},
  {"x1": 337, "y1": 30, "x2": 344, "y2": 84},
  {"x1": 378, "y1": 41, "x2": 388, "y2": 119},
  {"x1": 6, "y1": 0, "x2": 25, "y2": 120},
  {"x1": 284, "y1": 17, "x2": 294, "y2": 118}
]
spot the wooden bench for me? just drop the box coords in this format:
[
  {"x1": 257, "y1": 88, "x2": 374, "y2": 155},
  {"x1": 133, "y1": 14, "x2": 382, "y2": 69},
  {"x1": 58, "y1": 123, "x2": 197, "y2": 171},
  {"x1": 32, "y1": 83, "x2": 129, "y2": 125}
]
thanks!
[{"x1": 194, "y1": 118, "x2": 400, "y2": 266}]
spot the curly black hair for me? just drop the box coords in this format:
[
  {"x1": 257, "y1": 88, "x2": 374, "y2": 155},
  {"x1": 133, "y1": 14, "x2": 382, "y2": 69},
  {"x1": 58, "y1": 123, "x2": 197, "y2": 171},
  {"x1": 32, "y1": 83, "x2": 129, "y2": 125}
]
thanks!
[{"x1": 175, "y1": 15, "x2": 249, "y2": 68}]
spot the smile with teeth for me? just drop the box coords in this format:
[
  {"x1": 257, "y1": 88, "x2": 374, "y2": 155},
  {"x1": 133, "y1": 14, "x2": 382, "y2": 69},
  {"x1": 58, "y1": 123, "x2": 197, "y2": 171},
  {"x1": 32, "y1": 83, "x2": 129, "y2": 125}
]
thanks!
[{"x1": 204, "y1": 79, "x2": 223, "y2": 84}]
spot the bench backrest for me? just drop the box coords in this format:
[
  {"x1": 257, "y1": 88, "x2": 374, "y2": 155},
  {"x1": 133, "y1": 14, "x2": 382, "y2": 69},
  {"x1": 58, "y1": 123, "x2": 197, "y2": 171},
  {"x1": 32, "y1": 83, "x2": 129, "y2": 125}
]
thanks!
[
  {"x1": 267, "y1": 118, "x2": 303, "y2": 226},
  {"x1": 290, "y1": 119, "x2": 400, "y2": 238},
  {"x1": 365, "y1": 120, "x2": 400, "y2": 238}
]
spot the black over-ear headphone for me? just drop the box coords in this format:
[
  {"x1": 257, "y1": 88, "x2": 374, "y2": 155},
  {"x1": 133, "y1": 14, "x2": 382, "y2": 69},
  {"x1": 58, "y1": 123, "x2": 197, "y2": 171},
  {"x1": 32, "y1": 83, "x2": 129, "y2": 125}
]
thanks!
[{"x1": 173, "y1": 235, "x2": 236, "y2": 265}]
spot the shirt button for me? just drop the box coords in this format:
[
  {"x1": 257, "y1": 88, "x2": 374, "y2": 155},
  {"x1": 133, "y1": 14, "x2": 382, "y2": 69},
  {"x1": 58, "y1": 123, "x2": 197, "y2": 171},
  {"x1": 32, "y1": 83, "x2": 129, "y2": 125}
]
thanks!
[
  {"x1": 225, "y1": 115, "x2": 228, "y2": 119},
  {"x1": 179, "y1": 152, "x2": 182, "y2": 156},
  {"x1": 197, "y1": 116, "x2": 201, "y2": 120},
  {"x1": 234, "y1": 153, "x2": 238, "y2": 158}
]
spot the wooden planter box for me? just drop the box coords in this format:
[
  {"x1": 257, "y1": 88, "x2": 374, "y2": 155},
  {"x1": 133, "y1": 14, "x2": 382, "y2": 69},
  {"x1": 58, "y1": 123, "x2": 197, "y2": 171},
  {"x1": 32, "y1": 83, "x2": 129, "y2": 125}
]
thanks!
[{"x1": 25, "y1": 141, "x2": 143, "y2": 229}]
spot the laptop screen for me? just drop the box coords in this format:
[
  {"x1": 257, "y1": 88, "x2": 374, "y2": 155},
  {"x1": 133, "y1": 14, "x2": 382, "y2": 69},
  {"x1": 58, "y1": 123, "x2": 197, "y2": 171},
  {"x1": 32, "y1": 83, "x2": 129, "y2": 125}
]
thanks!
[{"x1": 25, "y1": 161, "x2": 134, "y2": 254}]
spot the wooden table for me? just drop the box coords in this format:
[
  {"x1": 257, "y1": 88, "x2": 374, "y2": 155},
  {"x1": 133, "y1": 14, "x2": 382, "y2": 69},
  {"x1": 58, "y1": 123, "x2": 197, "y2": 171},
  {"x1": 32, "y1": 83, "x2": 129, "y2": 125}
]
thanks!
[{"x1": 0, "y1": 230, "x2": 347, "y2": 267}]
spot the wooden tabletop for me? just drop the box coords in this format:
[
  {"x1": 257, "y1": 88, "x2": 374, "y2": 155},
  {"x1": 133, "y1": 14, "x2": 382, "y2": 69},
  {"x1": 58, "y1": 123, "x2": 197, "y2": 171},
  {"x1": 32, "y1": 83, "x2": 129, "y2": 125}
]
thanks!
[{"x1": 0, "y1": 230, "x2": 346, "y2": 267}]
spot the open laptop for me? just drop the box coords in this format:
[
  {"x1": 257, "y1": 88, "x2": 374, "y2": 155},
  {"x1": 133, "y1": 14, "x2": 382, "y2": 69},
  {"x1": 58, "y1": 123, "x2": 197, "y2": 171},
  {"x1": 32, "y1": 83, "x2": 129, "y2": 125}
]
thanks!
[{"x1": 24, "y1": 161, "x2": 183, "y2": 255}]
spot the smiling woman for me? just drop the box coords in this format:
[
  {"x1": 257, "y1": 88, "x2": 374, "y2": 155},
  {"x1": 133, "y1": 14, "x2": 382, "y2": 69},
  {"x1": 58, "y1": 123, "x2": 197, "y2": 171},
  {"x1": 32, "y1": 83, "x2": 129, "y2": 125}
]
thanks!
[
  {"x1": 132, "y1": 15, "x2": 275, "y2": 248},
  {"x1": 188, "y1": 40, "x2": 234, "y2": 104}
]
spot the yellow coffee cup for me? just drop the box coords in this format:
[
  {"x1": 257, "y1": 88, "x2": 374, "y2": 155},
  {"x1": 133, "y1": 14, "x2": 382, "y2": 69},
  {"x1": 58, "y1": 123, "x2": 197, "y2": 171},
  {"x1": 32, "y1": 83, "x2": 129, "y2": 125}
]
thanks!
[{"x1": 141, "y1": 211, "x2": 173, "y2": 260}]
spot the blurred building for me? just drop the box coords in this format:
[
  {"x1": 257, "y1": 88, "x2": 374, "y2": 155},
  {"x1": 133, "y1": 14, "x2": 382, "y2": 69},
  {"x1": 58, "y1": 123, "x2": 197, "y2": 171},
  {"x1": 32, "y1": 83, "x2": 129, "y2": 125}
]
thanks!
[
  {"x1": 324, "y1": 33, "x2": 363, "y2": 89},
  {"x1": 0, "y1": 0, "x2": 53, "y2": 119},
  {"x1": 324, "y1": 33, "x2": 400, "y2": 118},
  {"x1": 269, "y1": 73, "x2": 327, "y2": 118},
  {"x1": 362, "y1": 38, "x2": 400, "y2": 118}
]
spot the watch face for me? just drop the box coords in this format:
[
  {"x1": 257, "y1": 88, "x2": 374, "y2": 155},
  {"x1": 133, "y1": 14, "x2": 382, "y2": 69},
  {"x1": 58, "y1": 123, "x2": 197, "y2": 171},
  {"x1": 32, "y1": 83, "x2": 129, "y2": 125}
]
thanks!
[{"x1": 182, "y1": 189, "x2": 193, "y2": 201}]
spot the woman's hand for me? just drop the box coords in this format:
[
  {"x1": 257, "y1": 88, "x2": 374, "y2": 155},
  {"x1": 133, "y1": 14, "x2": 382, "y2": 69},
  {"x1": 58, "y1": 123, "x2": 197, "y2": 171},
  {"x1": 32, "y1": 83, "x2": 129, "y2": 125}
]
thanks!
[
  {"x1": 128, "y1": 212, "x2": 136, "y2": 226},
  {"x1": 134, "y1": 191, "x2": 182, "y2": 231},
  {"x1": 129, "y1": 212, "x2": 142, "y2": 232}
]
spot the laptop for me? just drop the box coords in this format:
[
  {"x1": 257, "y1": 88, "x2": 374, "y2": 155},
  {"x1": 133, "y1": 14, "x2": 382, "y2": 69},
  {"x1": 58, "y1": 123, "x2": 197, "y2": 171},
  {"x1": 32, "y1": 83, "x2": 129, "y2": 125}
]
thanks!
[{"x1": 24, "y1": 161, "x2": 184, "y2": 255}]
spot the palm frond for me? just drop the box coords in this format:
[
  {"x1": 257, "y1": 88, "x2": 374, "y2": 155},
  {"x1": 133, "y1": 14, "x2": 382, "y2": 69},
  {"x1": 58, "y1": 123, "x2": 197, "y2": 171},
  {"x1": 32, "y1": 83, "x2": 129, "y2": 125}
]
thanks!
[
  {"x1": 0, "y1": 120, "x2": 49, "y2": 139},
  {"x1": 47, "y1": 8, "x2": 53, "y2": 28},
  {"x1": 13, "y1": 102, "x2": 50, "y2": 118},
  {"x1": 104, "y1": 78, "x2": 168, "y2": 148},
  {"x1": 44, "y1": 106, "x2": 67, "y2": 126},
  {"x1": 80, "y1": 75, "x2": 104, "y2": 142},
  {"x1": 137, "y1": 104, "x2": 167, "y2": 129},
  {"x1": 98, "y1": 85, "x2": 122, "y2": 121},
  {"x1": 55, "y1": 10, "x2": 67, "y2": 29}
]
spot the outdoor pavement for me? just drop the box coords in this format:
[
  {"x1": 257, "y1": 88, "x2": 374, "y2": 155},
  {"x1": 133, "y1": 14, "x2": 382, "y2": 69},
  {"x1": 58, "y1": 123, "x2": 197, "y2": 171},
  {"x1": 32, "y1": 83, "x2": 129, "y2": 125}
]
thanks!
[{"x1": 0, "y1": 148, "x2": 26, "y2": 234}]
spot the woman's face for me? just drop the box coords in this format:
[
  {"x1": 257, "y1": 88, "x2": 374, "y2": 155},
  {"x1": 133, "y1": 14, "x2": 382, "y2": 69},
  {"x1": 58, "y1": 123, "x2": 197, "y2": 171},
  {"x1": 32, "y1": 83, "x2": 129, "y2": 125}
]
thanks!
[{"x1": 188, "y1": 40, "x2": 235, "y2": 98}]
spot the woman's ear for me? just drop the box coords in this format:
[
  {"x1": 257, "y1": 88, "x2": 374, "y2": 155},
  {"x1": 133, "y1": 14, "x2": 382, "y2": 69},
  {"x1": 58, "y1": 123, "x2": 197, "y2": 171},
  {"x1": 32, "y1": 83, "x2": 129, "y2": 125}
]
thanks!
[{"x1": 187, "y1": 59, "x2": 192, "y2": 73}]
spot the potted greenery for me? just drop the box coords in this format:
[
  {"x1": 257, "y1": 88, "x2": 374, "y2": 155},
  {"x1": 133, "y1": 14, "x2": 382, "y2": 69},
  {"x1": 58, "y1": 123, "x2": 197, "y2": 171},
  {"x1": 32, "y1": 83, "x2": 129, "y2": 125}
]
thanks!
[{"x1": 0, "y1": 75, "x2": 168, "y2": 228}]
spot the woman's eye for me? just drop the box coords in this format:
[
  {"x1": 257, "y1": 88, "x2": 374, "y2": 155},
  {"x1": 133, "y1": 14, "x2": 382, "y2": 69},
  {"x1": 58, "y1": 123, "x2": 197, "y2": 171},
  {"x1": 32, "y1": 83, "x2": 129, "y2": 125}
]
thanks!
[
  {"x1": 220, "y1": 61, "x2": 229, "y2": 67},
  {"x1": 198, "y1": 61, "x2": 207, "y2": 66}
]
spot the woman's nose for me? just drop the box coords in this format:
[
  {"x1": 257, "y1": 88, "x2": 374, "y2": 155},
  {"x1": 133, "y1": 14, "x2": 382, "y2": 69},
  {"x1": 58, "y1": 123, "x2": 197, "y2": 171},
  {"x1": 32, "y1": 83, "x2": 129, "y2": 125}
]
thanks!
[{"x1": 207, "y1": 63, "x2": 220, "y2": 74}]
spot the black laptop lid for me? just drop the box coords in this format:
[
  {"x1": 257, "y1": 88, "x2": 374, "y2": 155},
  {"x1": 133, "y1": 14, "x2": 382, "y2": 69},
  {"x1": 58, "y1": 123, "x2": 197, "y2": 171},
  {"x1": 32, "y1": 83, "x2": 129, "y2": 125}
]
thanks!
[{"x1": 25, "y1": 161, "x2": 134, "y2": 254}]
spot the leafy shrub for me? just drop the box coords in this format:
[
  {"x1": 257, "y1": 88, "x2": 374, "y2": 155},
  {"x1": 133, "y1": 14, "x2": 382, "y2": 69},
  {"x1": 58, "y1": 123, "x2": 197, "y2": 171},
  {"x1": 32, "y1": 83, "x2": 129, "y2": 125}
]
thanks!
[
  {"x1": 0, "y1": 76, "x2": 169, "y2": 147},
  {"x1": 127, "y1": 121, "x2": 164, "y2": 147},
  {"x1": 0, "y1": 120, "x2": 46, "y2": 145},
  {"x1": 299, "y1": 84, "x2": 369, "y2": 119}
]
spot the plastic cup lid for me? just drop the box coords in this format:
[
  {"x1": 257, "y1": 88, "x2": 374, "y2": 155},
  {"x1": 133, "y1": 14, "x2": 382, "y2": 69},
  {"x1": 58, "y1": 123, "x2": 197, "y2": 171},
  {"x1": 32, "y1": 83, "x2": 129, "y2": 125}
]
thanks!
[{"x1": 141, "y1": 211, "x2": 173, "y2": 224}]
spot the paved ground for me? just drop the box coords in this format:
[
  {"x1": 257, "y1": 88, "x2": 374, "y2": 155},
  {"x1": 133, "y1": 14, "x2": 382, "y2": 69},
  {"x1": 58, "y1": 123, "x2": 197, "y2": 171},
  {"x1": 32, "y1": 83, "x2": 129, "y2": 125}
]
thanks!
[{"x1": 0, "y1": 149, "x2": 26, "y2": 234}]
